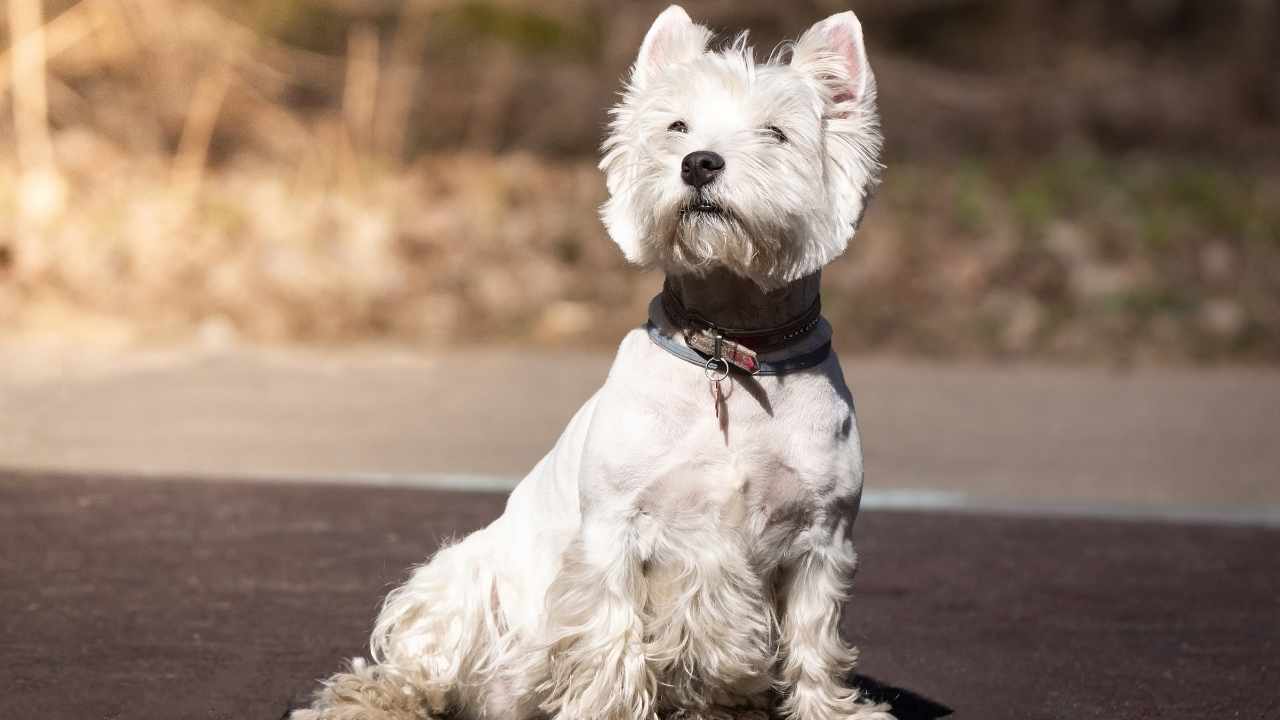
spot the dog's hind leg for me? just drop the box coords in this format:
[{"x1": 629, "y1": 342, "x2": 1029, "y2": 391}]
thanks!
[
  {"x1": 292, "y1": 533, "x2": 496, "y2": 720},
  {"x1": 775, "y1": 522, "x2": 894, "y2": 720},
  {"x1": 367, "y1": 531, "x2": 510, "y2": 718},
  {"x1": 532, "y1": 520, "x2": 657, "y2": 720}
]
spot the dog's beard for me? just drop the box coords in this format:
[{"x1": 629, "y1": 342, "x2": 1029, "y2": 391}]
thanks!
[{"x1": 655, "y1": 194, "x2": 792, "y2": 285}]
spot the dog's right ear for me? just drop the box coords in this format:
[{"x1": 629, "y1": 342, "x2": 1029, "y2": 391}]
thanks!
[
  {"x1": 632, "y1": 5, "x2": 711, "y2": 88},
  {"x1": 791, "y1": 11, "x2": 875, "y2": 116}
]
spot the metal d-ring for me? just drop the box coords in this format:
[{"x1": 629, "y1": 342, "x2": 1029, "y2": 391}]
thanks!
[{"x1": 704, "y1": 357, "x2": 730, "y2": 382}]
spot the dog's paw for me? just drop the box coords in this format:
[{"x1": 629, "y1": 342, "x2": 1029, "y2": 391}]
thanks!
[
  {"x1": 292, "y1": 658, "x2": 440, "y2": 720},
  {"x1": 668, "y1": 708, "x2": 771, "y2": 720},
  {"x1": 849, "y1": 702, "x2": 897, "y2": 720}
]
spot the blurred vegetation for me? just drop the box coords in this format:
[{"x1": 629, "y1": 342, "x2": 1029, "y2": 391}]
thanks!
[{"x1": 0, "y1": 0, "x2": 1277, "y2": 364}]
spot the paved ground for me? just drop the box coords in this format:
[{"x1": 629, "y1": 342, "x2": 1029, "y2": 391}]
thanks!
[
  {"x1": 2, "y1": 347, "x2": 1279, "y2": 519},
  {"x1": 3, "y1": 347, "x2": 1279, "y2": 718},
  {"x1": 3, "y1": 472, "x2": 1277, "y2": 720}
]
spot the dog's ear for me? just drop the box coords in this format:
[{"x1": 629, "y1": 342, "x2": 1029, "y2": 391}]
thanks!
[
  {"x1": 791, "y1": 11, "x2": 874, "y2": 115},
  {"x1": 632, "y1": 5, "x2": 711, "y2": 88}
]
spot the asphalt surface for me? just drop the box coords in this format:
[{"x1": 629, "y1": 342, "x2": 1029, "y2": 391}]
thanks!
[
  {"x1": 3, "y1": 347, "x2": 1279, "y2": 515},
  {"x1": 3, "y1": 472, "x2": 1277, "y2": 720}
]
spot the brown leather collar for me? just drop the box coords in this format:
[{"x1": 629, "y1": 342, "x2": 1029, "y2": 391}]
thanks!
[{"x1": 659, "y1": 280, "x2": 823, "y2": 354}]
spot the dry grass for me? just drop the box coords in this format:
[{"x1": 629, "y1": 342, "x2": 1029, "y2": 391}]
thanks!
[{"x1": 1, "y1": 0, "x2": 1277, "y2": 364}]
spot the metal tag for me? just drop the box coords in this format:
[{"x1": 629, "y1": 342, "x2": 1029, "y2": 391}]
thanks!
[{"x1": 685, "y1": 329, "x2": 759, "y2": 374}]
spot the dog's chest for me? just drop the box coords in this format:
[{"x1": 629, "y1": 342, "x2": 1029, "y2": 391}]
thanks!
[{"x1": 577, "y1": 330, "x2": 863, "y2": 530}]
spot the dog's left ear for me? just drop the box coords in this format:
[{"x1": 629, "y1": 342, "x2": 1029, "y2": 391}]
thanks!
[
  {"x1": 632, "y1": 5, "x2": 712, "y2": 88},
  {"x1": 791, "y1": 11, "x2": 874, "y2": 115}
]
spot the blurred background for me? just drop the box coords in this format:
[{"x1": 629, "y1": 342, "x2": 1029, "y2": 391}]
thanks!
[
  {"x1": 2, "y1": 0, "x2": 1277, "y2": 362},
  {"x1": 1, "y1": 0, "x2": 1278, "y2": 511}
]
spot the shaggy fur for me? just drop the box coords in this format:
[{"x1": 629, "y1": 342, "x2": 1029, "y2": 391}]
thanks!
[
  {"x1": 296, "y1": 6, "x2": 891, "y2": 720},
  {"x1": 599, "y1": 7, "x2": 882, "y2": 287}
]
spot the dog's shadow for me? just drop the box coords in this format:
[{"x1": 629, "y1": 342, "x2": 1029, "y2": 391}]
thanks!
[{"x1": 854, "y1": 674, "x2": 953, "y2": 720}]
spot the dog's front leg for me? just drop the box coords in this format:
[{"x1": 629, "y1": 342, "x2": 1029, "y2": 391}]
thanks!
[
  {"x1": 533, "y1": 517, "x2": 656, "y2": 720},
  {"x1": 776, "y1": 523, "x2": 894, "y2": 720}
]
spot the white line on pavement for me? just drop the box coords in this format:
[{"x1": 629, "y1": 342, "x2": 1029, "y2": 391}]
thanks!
[{"x1": 273, "y1": 472, "x2": 1280, "y2": 528}]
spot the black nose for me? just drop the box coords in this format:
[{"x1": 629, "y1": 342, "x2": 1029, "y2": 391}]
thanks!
[{"x1": 681, "y1": 151, "x2": 725, "y2": 189}]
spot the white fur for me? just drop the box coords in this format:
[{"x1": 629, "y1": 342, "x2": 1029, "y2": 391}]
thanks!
[
  {"x1": 600, "y1": 7, "x2": 882, "y2": 289},
  {"x1": 297, "y1": 6, "x2": 890, "y2": 720}
]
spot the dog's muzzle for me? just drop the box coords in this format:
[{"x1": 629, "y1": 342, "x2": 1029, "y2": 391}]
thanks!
[{"x1": 680, "y1": 197, "x2": 724, "y2": 218}]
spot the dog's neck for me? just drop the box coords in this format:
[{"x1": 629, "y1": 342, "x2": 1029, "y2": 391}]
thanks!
[{"x1": 662, "y1": 268, "x2": 820, "y2": 332}]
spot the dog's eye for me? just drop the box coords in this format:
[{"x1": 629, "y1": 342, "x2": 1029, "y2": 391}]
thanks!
[
  {"x1": 668, "y1": 121, "x2": 688, "y2": 133},
  {"x1": 766, "y1": 126, "x2": 787, "y2": 143}
]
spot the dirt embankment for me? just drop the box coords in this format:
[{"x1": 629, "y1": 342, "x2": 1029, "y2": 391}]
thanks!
[{"x1": 1, "y1": 0, "x2": 1276, "y2": 363}]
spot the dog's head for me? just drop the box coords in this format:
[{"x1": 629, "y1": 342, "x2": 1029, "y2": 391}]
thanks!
[{"x1": 600, "y1": 5, "x2": 883, "y2": 289}]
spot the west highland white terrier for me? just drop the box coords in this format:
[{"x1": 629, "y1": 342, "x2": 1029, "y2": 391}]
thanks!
[{"x1": 296, "y1": 5, "x2": 889, "y2": 720}]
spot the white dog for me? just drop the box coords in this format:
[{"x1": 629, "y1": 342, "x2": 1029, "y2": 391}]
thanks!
[{"x1": 296, "y1": 5, "x2": 888, "y2": 720}]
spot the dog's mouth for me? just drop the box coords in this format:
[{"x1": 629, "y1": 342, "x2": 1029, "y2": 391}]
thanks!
[{"x1": 680, "y1": 198, "x2": 725, "y2": 219}]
